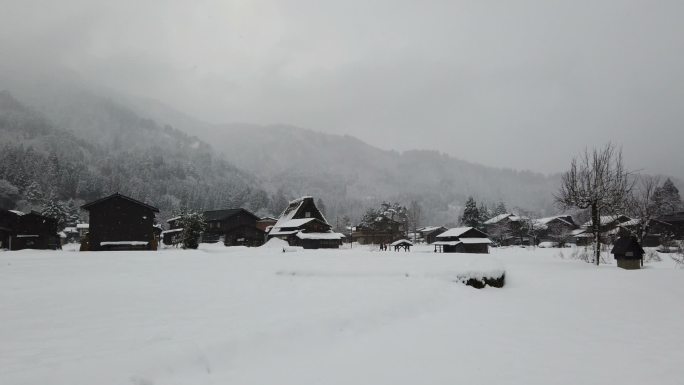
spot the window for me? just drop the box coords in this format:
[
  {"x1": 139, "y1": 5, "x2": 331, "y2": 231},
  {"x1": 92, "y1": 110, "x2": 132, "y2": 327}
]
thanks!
[{"x1": 305, "y1": 212, "x2": 311, "y2": 218}]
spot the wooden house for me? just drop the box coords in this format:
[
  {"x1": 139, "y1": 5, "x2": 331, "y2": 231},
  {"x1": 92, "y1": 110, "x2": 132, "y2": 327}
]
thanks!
[
  {"x1": 433, "y1": 227, "x2": 492, "y2": 254},
  {"x1": 203, "y1": 208, "x2": 265, "y2": 246},
  {"x1": 269, "y1": 196, "x2": 343, "y2": 249},
  {"x1": 484, "y1": 213, "x2": 530, "y2": 246},
  {"x1": 0, "y1": 209, "x2": 60, "y2": 250},
  {"x1": 81, "y1": 193, "x2": 160, "y2": 251},
  {"x1": 535, "y1": 215, "x2": 578, "y2": 245},
  {"x1": 611, "y1": 236, "x2": 645, "y2": 270},
  {"x1": 256, "y1": 217, "x2": 277, "y2": 233},
  {"x1": 352, "y1": 216, "x2": 406, "y2": 245},
  {"x1": 658, "y1": 211, "x2": 684, "y2": 239},
  {"x1": 416, "y1": 226, "x2": 447, "y2": 244}
]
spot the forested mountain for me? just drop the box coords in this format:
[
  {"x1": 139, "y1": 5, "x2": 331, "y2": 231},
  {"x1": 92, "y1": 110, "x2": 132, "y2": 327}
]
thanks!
[
  {"x1": 122, "y1": 97, "x2": 564, "y2": 226},
  {"x1": 0, "y1": 90, "x2": 273, "y2": 224}
]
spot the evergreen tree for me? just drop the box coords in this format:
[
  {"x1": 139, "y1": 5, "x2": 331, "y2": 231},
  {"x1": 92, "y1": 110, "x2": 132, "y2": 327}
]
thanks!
[
  {"x1": 24, "y1": 181, "x2": 43, "y2": 204},
  {"x1": 654, "y1": 178, "x2": 682, "y2": 214},
  {"x1": 493, "y1": 201, "x2": 508, "y2": 216},
  {"x1": 40, "y1": 194, "x2": 68, "y2": 229},
  {"x1": 178, "y1": 210, "x2": 207, "y2": 249},
  {"x1": 478, "y1": 202, "x2": 491, "y2": 229},
  {"x1": 460, "y1": 197, "x2": 480, "y2": 228}
]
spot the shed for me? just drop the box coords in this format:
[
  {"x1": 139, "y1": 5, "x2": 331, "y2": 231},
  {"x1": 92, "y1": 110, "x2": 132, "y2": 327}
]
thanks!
[
  {"x1": 611, "y1": 236, "x2": 645, "y2": 270},
  {"x1": 391, "y1": 239, "x2": 413, "y2": 252}
]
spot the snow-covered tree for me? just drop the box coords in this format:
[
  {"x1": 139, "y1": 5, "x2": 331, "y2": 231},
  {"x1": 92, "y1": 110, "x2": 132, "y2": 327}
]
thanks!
[
  {"x1": 493, "y1": 201, "x2": 508, "y2": 216},
  {"x1": 478, "y1": 202, "x2": 491, "y2": 230},
  {"x1": 556, "y1": 144, "x2": 633, "y2": 265},
  {"x1": 178, "y1": 210, "x2": 207, "y2": 250},
  {"x1": 460, "y1": 197, "x2": 480, "y2": 228},
  {"x1": 40, "y1": 194, "x2": 69, "y2": 229},
  {"x1": 653, "y1": 178, "x2": 682, "y2": 214}
]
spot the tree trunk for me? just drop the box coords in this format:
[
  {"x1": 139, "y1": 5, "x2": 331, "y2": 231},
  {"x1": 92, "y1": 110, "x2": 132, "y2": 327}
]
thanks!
[{"x1": 592, "y1": 203, "x2": 600, "y2": 266}]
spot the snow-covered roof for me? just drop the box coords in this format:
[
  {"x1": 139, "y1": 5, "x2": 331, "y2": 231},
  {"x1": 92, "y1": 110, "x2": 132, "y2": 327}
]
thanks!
[
  {"x1": 295, "y1": 232, "x2": 344, "y2": 240},
  {"x1": 436, "y1": 227, "x2": 488, "y2": 239},
  {"x1": 269, "y1": 230, "x2": 300, "y2": 236},
  {"x1": 619, "y1": 218, "x2": 641, "y2": 227},
  {"x1": 9, "y1": 210, "x2": 25, "y2": 216},
  {"x1": 418, "y1": 226, "x2": 445, "y2": 234},
  {"x1": 63, "y1": 227, "x2": 78, "y2": 233},
  {"x1": 161, "y1": 228, "x2": 183, "y2": 234},
  {"x1": 166, "y1": 216, "x2": 181, "y2": 223},
  {"x1": 100, "y1": 241, "x2": 149, "y2": 246},
  {"x1": 484, "y1": 213, "x2": 513, "y2": 225},
  {"x1": 390, "y1": 239, "x2": 414, "y2": 246},
  {"x1": 459, "y1": 238, "x2": 492, "y2": 245},
  {"x1": 433, "y1": 241, "x2": 461, "y2": 246},
  {"x1": 277, "y1": 218, "x2": 317, "y2": 229},
  {"x1": 581, "y1": 215, "x2": 631, "y2": 228},
  {"x1": 272, "y1": 196, "x2": 329, "y2": 232},
  {"x1": 76, "y1": 223, "x2": 89, "y2": 229}
]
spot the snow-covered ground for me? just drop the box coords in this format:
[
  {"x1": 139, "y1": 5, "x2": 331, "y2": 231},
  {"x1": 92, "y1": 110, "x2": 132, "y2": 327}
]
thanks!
[{"x1": 1, "y1": 245, "x2": 683, "y2": 385}]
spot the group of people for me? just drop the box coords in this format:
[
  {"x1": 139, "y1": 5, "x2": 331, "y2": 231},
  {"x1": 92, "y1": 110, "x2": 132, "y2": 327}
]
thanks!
[{"x1": 379, "y1": 242, "x2": 391, "y2": 251}]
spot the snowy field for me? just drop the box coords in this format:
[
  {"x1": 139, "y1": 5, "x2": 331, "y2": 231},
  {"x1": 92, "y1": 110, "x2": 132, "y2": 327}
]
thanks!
[{"x1": 1, "y1": 244, "x2": 683, "y2": 385}]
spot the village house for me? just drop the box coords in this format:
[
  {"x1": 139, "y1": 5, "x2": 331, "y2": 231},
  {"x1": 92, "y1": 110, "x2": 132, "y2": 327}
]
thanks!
[
  {"x1": 81, "y1": 193, "x2": 160, "y2": 251},
  {"x1": 352, "y1": 215, "x2": 406, "y2": 245},
  {"x1": 534, "y1": 215, "x2": 578, "y2": 245},
  {"x1": 433, "y1": 227, "x2": 492, "y2": 254},
  {"x1": 416, "y1": 226, "x2": 448, "y2": 244},
  {"x1": 484, "y1": 213, "x2": 530, "y2": 246},
  {"x1": 658, "y1": 211, "x2": 684, "y2": 239},
  {"x1": 0, "y1": 209, "x2": 60, "y2": 250},
  {"x1": 203, "y1": 208, "x2": 265, "y2": 246},
  {"x1": 269, "y1": 196, "x2": 343, "y2": 249},
  {"x1": 256, "y1": 217, "x2": 277, "y2": 233},
  {"x1": 575, "y1": 215, "x2": 634, "y2": 245}
]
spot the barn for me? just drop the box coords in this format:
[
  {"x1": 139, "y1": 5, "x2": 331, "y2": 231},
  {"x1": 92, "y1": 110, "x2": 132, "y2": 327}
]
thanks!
[
  {"x1": 203, "y1": 208, "x2": 266, "y2": 246},
  {"x1": 0, "y1": 209, "x2": 60, "y2": 250},
  {"x1": 434, "y1": 227, "x2": 492, "y2": 254},
  {"x1": 81, "y1": 193, "x2": 160, "y2": 251}
]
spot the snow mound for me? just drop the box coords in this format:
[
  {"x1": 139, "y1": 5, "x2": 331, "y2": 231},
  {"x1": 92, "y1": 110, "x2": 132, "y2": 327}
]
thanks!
[{"x1": 261, "y1": 237, "x2": 302, "y2": 252}]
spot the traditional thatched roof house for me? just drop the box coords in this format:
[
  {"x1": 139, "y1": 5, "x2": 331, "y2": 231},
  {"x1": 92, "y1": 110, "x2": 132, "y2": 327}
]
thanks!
[
  {"x1": 81, "y1": 193, "x2": 160, "y2": 251},
  {"x1": 0, "y1": 209, "x2": 60, "y2": 250},
  {"x1": 434, "y1": 227, "x2": 492, "y2": 254},
  {"x1": 269, "y1": 196, "x2": 343, "y2": 249},
  {"x1": 203, "y1": 208, "x2": 265, "y2": 246}
]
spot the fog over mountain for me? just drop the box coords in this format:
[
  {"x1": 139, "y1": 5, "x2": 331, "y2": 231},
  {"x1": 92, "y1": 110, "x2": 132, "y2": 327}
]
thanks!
[{"x1": 2, "y1": 0, "x2": 684, "y2": 178}]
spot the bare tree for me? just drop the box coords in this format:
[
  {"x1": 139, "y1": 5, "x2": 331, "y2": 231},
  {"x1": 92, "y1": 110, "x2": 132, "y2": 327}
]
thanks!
[
  {"x1": 627, "y1": 175, "x2": 663, "y2": 243},
  {"x1": 555, "y1": 144, "x2": 633, "y2": 265},
  {"x1": 407, "y1": 200, "x2": 422, "y2": 243}
]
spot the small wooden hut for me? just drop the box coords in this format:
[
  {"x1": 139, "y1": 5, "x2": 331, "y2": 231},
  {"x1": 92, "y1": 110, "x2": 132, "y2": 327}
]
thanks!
[{"x1": 611, "y1": 236, "x2": 645, "y2": 270}]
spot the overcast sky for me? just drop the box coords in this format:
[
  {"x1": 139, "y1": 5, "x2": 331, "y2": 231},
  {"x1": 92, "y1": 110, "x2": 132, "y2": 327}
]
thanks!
[{"x1": 1, "y1": 0, "x2": 683, "y2": 176}]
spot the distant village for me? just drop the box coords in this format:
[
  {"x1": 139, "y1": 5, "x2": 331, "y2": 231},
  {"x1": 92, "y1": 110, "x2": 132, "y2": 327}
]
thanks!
[{"x1": 2, "y1": 180, "x2": 683, "y2": 258}]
